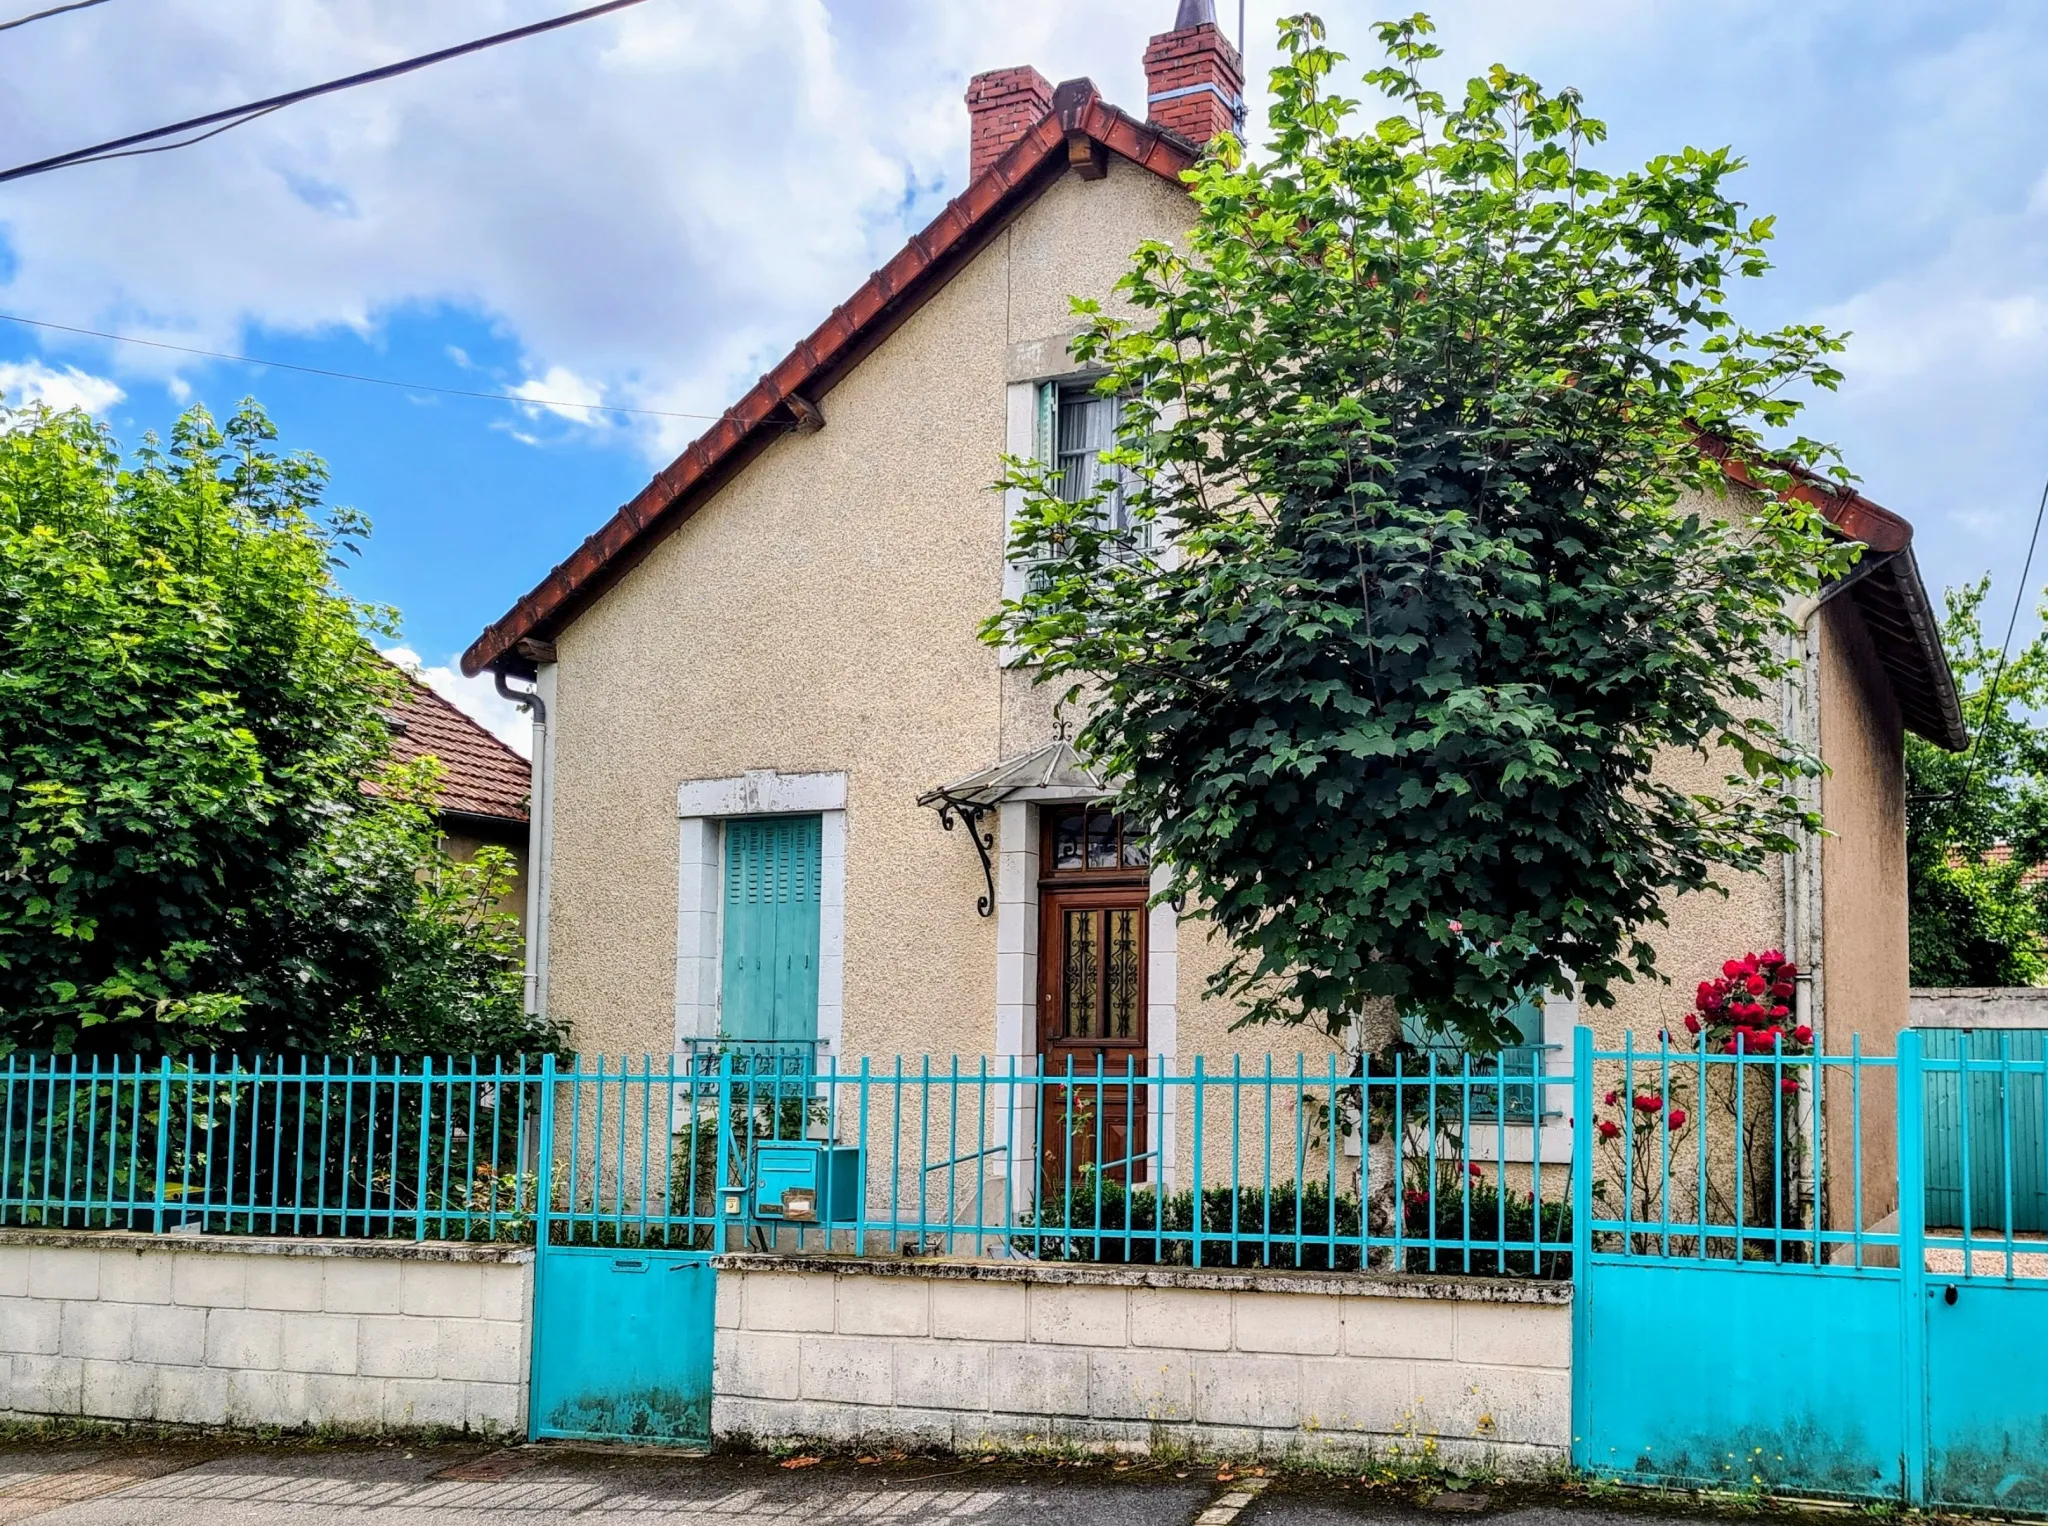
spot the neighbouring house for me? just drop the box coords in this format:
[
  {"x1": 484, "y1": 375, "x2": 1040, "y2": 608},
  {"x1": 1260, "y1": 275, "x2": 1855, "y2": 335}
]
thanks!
[
  {"x1": 384, "y1": 664, "x2": 532, "y2": 932},
  {"x1": 460, "y1": 3, "x2": 1963, "y2": 1178}
]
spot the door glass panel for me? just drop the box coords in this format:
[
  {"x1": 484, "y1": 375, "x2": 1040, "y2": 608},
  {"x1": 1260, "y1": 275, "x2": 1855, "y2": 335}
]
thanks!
[
  {"x1": 1105, "y1": 908, "x2": 1141, "y2": 1038},
  {"x1": 1052, "y1": 810, "x2": 1086, "y2": 871},
  {"x1": 1062, "y1": 909, "x2": 1100, "y2": 1038},
  {"x1": 1085, "y1": 811, "x2": 1120, "y2": 869}
]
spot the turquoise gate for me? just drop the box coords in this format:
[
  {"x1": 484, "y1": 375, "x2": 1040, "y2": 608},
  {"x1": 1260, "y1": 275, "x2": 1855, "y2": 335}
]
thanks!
[{"x1": 1573, "y1": 1028, "x2": 2048, "y2": 1510}]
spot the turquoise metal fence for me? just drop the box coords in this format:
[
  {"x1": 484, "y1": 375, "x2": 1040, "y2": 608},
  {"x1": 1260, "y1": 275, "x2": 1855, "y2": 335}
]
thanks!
[
  {"x1": 0, "y1": 1044, "x2": 1569, "y2": 1273},
  {"x1": 1574, "y1": 1026, "x2": 2048, "y2": 1513},
  {"x1": 0, "y1": 1052, "x2": 545, "y2": 1239}
]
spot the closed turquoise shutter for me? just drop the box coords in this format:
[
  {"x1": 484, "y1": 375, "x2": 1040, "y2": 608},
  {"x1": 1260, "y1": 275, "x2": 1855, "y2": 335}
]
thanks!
[
  {"x1": 720, "y1": 816, "x2": 822, "y2": 1044},
  {"x1": 1400, "y1": 994, "x2": 1546, "y2": 1120}
]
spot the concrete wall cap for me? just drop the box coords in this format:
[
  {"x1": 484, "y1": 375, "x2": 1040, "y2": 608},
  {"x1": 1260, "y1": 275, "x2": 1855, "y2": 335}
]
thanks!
[{"x1": 713, "y1": 1253, "x2": 1571, "y2": 1304}]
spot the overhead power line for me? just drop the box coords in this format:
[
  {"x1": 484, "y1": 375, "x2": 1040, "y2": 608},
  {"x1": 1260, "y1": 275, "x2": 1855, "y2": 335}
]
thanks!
[
  {"x1": 0, "y1": 0, "x2": 655, "y2": 185},
  {"x1": 0, "y1": 0, "x2": 111, "y2": 34},
  {"x1": 0, "y1": 313, "x2": 723, "y2": 422},
  {"x1": 1955, "y1": 466, "x2": 2048, "y2": 806}
]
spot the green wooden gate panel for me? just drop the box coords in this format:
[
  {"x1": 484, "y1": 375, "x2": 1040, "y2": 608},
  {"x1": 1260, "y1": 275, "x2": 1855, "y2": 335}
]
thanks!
[
  {"x1": 721, "y1": 815, "x2": 822, "y2": 1044},
  {"x1": 1924, "y1": 1028, "x2": 2048, "y2": 1233}
]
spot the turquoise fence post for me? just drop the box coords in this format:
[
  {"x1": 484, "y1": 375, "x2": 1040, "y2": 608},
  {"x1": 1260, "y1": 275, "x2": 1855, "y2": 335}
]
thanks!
[
  {"x1": 1898, "y1": 1028, "x2": 1928, "y2": 1506},
  {"x1": 1570, "y1": 1023, "x2": 1594, "y2": 1472},
  {"x1": 714, "y1": 1049, "x2": 735, "y2": 1252},
  {"x1": 535, "y1": 1053, "x2": 557, "y2": 1252},
  {"x1": 152, "y1": 1057, "x2": 172, "y2": 1234},
  {"x1": 416, "y1": 1056, "x2": 433, "y2": 1243}
]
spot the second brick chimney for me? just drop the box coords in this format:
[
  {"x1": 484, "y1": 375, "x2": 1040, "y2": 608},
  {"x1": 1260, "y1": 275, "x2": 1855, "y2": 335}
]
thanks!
[
  {"x1": 966, "y1": 65, "x2": 1054, "y2": 181},
  {"x1": 1144, "y1": 0, "x2": 1244, "y2": 145}
]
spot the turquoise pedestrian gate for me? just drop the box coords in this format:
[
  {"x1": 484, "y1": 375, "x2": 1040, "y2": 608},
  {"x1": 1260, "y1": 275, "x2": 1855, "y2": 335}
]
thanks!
[
  {"x1": 1574, "y1": 1029, "x2": 2048, "y2": 1510},
  {"x1": 530, "y1": 1246, "x2": 715, "y2": 1445}
]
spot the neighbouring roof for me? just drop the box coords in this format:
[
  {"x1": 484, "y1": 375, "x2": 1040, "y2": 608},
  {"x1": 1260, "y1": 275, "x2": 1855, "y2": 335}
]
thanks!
[
  {"x1": 461, "y1": 78, "x2": 1198, "y2": 680},
  {"x1": 384, "y1": 668, "x2": 531, "y2": 828},
  {"x1": 461, "y1": 73, "x2": 1965, "y2": 756}
]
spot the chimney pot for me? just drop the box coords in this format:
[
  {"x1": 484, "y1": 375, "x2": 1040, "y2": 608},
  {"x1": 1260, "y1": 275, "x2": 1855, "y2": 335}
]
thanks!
[
  {"x1": 966, "y1": 65, "x2": 1054, "y2": 181},
  {"x1": 1144, "y1": 9, "x2": 1243, "y2": 147}
]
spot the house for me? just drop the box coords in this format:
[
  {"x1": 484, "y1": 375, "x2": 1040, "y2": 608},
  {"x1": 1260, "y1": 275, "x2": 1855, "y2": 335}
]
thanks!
[
  {"x1": 384, "y1": 665, "x2": 532, "y2": 931},
  {"x1": 459, "y1": 3, "x2": 1962, "y2": 1161}
]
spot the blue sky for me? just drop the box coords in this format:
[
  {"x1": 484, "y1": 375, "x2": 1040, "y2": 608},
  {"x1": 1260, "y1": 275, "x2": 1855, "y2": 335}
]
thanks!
[{"x1": 3, "y1": 1, "x2": 2045, "y2": 746}]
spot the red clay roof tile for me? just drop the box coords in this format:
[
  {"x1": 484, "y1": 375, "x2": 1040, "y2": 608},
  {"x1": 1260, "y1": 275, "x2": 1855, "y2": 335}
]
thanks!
[{"x1": 382, "y1": 667, "x2": 530, "y2": 826}]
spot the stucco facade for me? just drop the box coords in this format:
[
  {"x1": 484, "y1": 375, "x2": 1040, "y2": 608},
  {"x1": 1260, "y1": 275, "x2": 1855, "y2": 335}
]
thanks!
[{"x1": 501, "y1": 115, "x2": 1929, "y2": 1149}]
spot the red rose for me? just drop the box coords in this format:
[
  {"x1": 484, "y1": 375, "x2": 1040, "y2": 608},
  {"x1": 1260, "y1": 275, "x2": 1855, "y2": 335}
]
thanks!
[
  {"x1": 1684, "y1": 1015, "x2": 1702, "y2": 1035},
  {"x1": 1633, "y1": 1094, "x2": 1663, "y2": 1113},
  {"x1": 1746, "y1": 974, "x2": 1768, "y2": 995},
  {"x1": 1696, "y1": 990, "x2": 1716, "y2": 1011},
  {"x1": 1770, "y1": 1005, "x2": 1790, "y2": 1020},
  {"x1": 1772, "y1": 981, "x2": 1794, "y2": 1000},
  {"x1": 1724, "y1": 1039, "x2": 1740, "y2": 1055},
  {"x1": 1668, "y1": 1109, "x2": 1687, "y2": 1130},
  {"x1": 1468, "y1": 1162, "x2": 1484, "y2": 1177},
  {"x1": 1761, "y1": 949, "x2": 1784, "y2": 967},
  {"x1": 1780, "y1": 1078, "x2": 1800, "y2": 1094},
  {"x1": 1598, "y1": 1119, "x2": 1621, "y2": 1140},
  {"x1": 1722, "y1": 960, "x2": 1746, "y2": 979},
  {"x1": 1604, "y1": 1090, "x2": 1618, "y2": 1105},
  {"x1": 1794, "y1": 1025, "x2": 1814, "y2": 1044},
  {"x1": 1779, "y1": 962, "x2": 1798, "y2": 980}
]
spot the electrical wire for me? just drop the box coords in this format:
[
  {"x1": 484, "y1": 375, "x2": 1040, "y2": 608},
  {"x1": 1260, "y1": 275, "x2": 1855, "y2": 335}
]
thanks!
[
  {"x1": 0, "y1": 0, "x2": 110, "y2": 34},
  {"x1": 1955, "y1": 467, "x2": 2048, "y2": 806},
  {"x1": 0, "y1": 312, "x2": 724, "y2": 422},
  {"x1": 0, "y1": 0, "x2": 655, "y2": 186}
]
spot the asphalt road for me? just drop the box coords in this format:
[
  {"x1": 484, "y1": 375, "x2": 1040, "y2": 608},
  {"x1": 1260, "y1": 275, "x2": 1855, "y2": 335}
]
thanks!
[{"x1": 0, "y1": 1440, "x2": 1733, "y2": 1526}]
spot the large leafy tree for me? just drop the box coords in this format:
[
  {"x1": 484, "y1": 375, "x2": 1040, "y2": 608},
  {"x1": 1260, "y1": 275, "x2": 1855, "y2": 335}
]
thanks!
[
  {"x1": 0, "y1": 398, "x2": 551, "y2": 1056},
  {"x1": 991, "y1": 14, "x2": 1853, "y2": 1046},
  {"x1": 1907, "y1": 580, "x2": 2048, "y2": 987}
]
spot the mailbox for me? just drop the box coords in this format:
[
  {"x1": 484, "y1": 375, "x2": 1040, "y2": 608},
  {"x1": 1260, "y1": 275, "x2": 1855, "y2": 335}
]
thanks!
[{"x1": 737, "y1": 1142, "x2": 864, "y2": 1225}]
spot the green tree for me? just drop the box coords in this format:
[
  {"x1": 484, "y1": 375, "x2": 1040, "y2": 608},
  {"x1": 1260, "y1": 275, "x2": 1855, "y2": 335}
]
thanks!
[
  {"x1": 989, "y1": 14, "x2": 1853, "y2": 1046},
  {"x1": 1907, "y1": 579, "x2": 2048, "y2": 987},
  {"x1": 0, "y1": 398, "x2": 554, "y2": 1056}
]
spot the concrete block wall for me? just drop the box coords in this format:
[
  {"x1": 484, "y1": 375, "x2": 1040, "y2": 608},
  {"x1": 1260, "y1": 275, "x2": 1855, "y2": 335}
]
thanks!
[
  {"x1": 0, "y1": 1231, "x2": 530, "y2": 1434},
  {"x1": 712, "y1": 1257, "x2": 1572, "y2": 1468}
]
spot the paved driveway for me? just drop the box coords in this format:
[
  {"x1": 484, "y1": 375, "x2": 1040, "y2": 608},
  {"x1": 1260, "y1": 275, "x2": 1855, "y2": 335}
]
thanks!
[
  {"x1": 0, "y1": 1441, "x2": 1762, "y2": 1526},
  {"x1": 0, "y1": 1444, "x2": 1215, "y2": 1525}
]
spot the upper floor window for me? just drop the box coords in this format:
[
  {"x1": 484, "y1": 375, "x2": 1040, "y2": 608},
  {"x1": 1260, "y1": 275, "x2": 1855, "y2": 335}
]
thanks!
[{"x1": 1039, "y1": 381, "x2": 1140, "y2": 540}]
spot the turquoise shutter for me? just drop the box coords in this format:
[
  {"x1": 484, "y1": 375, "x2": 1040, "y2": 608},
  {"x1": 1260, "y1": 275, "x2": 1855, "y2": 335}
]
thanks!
[
  {"x1": 1399, "y1": 994, "x2": 1546, "y2": 1120},
  {"x1": 720, "y1": 816, "x2": 822, "y2": 1044}
]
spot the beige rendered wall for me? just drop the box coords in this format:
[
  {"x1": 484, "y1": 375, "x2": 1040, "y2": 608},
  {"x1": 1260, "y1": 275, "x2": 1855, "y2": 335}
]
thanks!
[
  {"x1": 441, "y1": 827, "x2": 529, "y2": 934},
  {"x1": 1816, "y1": 594, "x2": 1909, "y2": 1223},
  {"x1": 542, "y1": 157, "x2": 1229, "y2": 1068}
]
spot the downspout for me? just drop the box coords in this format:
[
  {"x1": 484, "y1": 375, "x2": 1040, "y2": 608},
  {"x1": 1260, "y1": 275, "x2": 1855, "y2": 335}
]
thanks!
[{"x1": 496, "y1": 667, "x2": 552, "y2": 1019}]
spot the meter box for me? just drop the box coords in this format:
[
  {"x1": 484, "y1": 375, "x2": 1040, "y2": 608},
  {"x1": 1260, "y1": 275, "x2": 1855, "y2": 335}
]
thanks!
[{"x1": 724, "y1": 1142, "x2": 864, "y2": 1225}]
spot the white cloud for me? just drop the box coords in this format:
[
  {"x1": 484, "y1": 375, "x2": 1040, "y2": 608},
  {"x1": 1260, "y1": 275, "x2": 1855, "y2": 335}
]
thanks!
[
  {"x1": 0, "y1": 359, "x2": 123, "y2": 414},
  {"x1": 510, "y1": 364, "x2": 607, "y2": 427},
  {"x1": 384, "y1": 645, "x2": 533, "y2": 759}
]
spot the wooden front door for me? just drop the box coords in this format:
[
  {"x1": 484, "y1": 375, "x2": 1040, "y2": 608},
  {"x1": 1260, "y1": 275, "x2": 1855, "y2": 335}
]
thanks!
[{"x1": 1038, "y1": 808, "x2": 1150, "y2": 1185}]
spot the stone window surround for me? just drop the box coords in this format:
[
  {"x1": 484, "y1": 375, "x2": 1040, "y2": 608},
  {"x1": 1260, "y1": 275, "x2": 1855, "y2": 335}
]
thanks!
[{"x1": 674, "y1": 770, "x2": 847, "y2": 1059}]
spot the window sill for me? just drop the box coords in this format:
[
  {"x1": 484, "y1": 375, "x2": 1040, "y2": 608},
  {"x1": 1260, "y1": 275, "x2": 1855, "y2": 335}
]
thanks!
[{"x1": 1466, "y1": 1118, "x2": 1573, "y2": 1166}]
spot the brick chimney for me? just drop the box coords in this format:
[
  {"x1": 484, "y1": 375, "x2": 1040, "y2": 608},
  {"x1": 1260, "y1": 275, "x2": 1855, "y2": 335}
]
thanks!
[
  {"x1": 966, "y1": 65, "x2": 1054, "y2": 181},
  {"x1": 1144, "y1": 0, "x2": 1244, "y2": 145}
]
